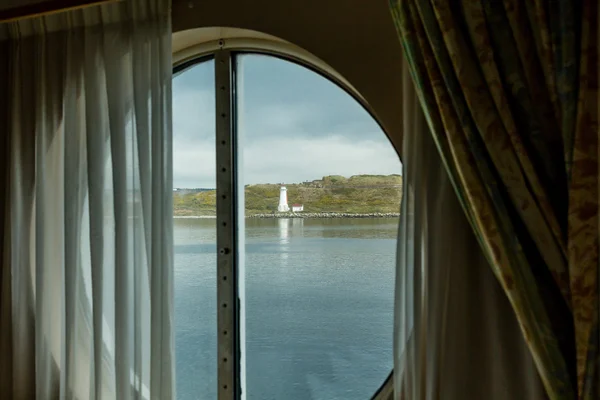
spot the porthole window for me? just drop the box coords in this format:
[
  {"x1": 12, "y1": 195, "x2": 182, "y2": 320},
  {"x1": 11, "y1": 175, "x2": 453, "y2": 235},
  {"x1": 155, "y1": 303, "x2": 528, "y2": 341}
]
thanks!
[{"x1": 173, "y1": 51, "x2": 402, "y2": 400}]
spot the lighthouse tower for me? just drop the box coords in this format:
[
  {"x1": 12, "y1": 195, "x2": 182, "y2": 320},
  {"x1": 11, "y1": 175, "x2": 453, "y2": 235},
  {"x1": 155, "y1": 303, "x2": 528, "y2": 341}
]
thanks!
[{"x1": 278, "y1": 186, "x2": 290, "y2": 212}]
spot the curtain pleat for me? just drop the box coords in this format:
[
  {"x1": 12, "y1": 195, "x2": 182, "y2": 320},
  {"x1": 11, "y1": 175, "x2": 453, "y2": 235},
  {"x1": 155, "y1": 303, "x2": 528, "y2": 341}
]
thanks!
[
  {"x1": 1, "y1": 1, "x2": 174, "y2": 398},
  {"x1": 394, "y1": 53, "x2": 547, "y2": 400},
  {"x1": 0, "y1": 38, "x2": 13, "y2": 397},
  {"x1": 390, "y1": 0, "x2": 597, "y2": 398}
]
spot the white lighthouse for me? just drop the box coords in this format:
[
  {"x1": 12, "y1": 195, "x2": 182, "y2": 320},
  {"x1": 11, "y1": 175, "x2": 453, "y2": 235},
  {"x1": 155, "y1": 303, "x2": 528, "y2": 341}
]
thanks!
[{"x1": 277, "y1": 186, "x2": 290, "y2": 212}]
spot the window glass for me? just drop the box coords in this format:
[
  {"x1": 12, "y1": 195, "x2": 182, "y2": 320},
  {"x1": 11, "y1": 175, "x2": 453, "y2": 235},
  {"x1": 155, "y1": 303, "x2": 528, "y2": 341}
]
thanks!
[
  {"x1": 173, "y1": 59, "x2": 217, "y2": 400},
  {"x1": 236, "y1": 54, "x2": 401, "y2": 400}
]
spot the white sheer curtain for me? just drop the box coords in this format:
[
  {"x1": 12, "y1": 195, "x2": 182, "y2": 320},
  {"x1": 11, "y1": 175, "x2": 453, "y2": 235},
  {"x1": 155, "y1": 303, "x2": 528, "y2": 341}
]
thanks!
[
  {"x1": 394, "y1": 59, "x2": 547, "y2": 399},
  {"x1": 0, "y1": 1, "x2": 174, "y2": 398}
]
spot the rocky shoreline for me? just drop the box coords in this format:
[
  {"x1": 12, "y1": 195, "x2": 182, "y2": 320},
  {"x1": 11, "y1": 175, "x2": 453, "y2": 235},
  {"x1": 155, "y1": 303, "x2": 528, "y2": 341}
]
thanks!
[{"x1": 248, "y1": 212, "x2": 400, "y2": 219}]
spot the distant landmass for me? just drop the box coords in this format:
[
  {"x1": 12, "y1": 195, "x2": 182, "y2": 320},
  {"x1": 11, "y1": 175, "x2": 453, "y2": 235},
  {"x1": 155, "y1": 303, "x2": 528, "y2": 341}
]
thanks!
[{"x1": 173, "y1": 174, "x2": 402, "y2": 217}]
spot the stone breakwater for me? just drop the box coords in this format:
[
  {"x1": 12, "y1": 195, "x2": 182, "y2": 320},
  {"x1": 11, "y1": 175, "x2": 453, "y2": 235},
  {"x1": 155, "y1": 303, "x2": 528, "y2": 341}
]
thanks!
[{"x1": 248, "y1": 212, "x2": 400, "y2": 219}]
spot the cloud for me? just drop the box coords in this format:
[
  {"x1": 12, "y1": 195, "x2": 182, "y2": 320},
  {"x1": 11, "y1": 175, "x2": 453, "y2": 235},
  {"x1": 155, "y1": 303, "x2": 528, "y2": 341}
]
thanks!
[
  {"x1": 242, "y1": 135, "x2": 401, "y2": 185},
  {"x1": 172, "y1": 55, "x2": 402, "y2": 189},
  {"x1": 173, "y1": 132, "x2": 400, "y2": 188},
  {"x1": 173, "y1": 87, "x2": 214, "y2": 141},
  {"x1": 173, "y1": 140, "x2": 216, "y2": 188}
]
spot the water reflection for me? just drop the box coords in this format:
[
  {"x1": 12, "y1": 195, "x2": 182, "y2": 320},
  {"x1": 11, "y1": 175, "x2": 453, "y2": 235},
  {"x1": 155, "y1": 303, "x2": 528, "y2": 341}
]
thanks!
[
  {"x1": 278, "y1": 218, "x2": 290, "y2": 264},
  {"x1": 278, "y1": 218, "x2": 290, "y2": 244},
  {"x1": 291, "y1": 218, "x2": 304, "y2": 236},
  {"x1": 277, "y1": 218, "x2": 307, "y2": 244}
]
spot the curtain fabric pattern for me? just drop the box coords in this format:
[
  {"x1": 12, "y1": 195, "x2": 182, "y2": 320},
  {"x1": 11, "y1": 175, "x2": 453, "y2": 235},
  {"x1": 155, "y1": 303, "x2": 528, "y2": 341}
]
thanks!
[
  {"x1": 390, "y1": 1, "x2": 596, "y2": 399},
  {"x1": 0, "y1": 1, "x2": 174, "y2": 398}
]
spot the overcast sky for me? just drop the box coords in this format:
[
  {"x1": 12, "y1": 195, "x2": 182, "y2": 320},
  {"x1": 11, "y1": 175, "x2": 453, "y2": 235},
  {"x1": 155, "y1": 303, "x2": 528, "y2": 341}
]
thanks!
[{"x1": 173, "y1": 54, "x2": 402, "y2": 189}]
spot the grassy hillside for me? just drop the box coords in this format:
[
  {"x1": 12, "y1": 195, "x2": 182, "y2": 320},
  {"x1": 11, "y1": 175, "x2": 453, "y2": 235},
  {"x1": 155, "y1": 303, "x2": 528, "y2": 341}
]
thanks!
[{"x1": 173, "y1": 174, "x2": 402, "y2": 216}]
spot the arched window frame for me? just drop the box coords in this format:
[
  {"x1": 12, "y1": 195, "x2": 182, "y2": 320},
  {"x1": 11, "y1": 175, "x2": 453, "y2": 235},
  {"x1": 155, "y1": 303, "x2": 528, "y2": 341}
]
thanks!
[{"x1": 172, "y1": 29, "x2": 396, "y2": 400}]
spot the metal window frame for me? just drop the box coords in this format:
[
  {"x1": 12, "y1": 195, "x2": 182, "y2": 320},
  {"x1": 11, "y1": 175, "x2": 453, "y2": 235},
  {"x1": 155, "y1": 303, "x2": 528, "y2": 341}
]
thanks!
[{"x1": 215, "y1": 48, "x2": 242, "y2": 400}]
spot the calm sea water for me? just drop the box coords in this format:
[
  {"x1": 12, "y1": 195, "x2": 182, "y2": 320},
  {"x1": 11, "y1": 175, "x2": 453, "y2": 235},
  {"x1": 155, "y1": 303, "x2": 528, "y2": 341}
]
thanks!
[{"x1": 174, "y1": 217, "x2": 397, "y2": 400}]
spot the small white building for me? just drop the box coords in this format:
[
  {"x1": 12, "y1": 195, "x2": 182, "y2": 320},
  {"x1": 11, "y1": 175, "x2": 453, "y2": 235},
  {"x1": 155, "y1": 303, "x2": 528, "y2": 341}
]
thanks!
[{"x1": 292, "y1": 204, "x2": 304, "y2": 212}]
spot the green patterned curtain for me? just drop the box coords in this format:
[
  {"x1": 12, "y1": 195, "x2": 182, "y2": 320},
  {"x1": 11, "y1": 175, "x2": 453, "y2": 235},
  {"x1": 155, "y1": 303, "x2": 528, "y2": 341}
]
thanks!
[{"x1": 389, "y1": 1, "x2": 597, "y2": 398}]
